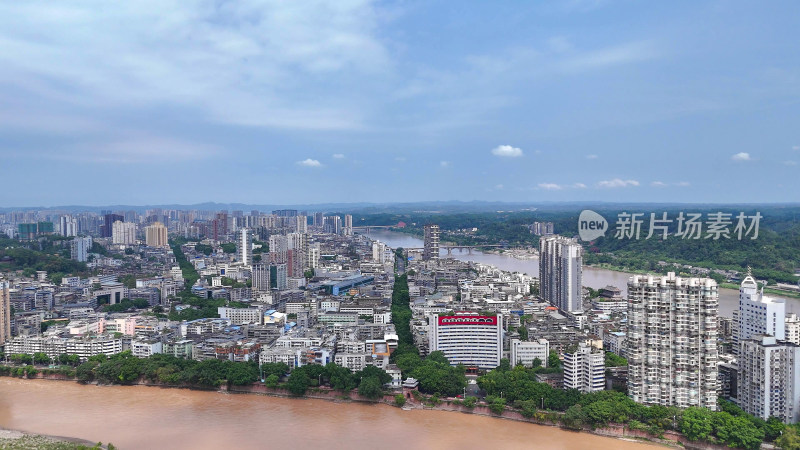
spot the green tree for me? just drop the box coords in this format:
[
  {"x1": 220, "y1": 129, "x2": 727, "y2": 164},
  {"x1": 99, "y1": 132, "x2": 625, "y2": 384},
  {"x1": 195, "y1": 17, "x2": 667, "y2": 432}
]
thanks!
[
  {"x1": 220, "y1": 243, "x2": 236, "y2": 254},
  {"x1": 265, "y1": 374, "x2": 279, "y2": 388},
  {"x1": 76, "y1": 361, "x2": 98, "y2": 382},
  {"x1": 358, "y1": 376, "x2": 384, "y2": 400},
  {"x1": 287, "y1": 370, "x2": 310, "y2": 396},
  {"x1": 563, "y1": 404, "x2": 588, "y2": 430},
  {"x1": 33, "y1": 352, "x2": 51, "y2": 365},
  {"x1": 489, "y1": 397, "x2": 506, "y2": 415},
  {"x1": 680, "y1": 407, "x2": 714, "y2": 441},
  {"x1": 776, "y1": 426, "x2": 800, "y2": 450},
  {"x1": 394, "y1": 394, "x2": 406, "y2": 407},
  {"x1": 764, "y1": 416, "x2": 786, "y2": 442},
  {"x1": 547, "y1": 350, "x2": 561, "y2": 370},
  {"x1": 604, "y1": 352, "x2": 627, "y2": 367},
  {"x1": 463, "y1": 396, "x2": 477, "y2": 409}
]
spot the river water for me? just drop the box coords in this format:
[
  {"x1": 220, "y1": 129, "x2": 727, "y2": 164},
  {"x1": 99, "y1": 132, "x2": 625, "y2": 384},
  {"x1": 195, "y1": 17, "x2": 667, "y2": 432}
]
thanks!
[
  {"x1": 363, "y1": 229, "x2": 800, "y2": 318},
  {"x1": 0, "y1": 378, "x2": 656, "y2": 449}
]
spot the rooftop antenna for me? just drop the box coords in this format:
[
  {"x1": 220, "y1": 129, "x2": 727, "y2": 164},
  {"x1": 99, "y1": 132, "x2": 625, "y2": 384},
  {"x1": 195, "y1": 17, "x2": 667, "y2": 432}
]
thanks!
[{"x1": 746, "y1": 266, "x2": 753, "y2": 278}]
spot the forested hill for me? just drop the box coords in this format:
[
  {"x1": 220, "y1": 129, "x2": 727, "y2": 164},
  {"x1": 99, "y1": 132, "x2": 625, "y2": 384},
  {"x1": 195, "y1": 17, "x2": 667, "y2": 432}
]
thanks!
[{"x1": 353, "y1": 205, "x2": 800, "y2": 284}]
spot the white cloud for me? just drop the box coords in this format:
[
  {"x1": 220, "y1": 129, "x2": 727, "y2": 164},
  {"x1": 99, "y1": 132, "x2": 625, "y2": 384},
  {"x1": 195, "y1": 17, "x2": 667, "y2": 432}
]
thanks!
[
  {"x1": 676, "y1": 181, "x2": 691, "y2": 187},
  {"x1": 547, "y1": 36, "x2": 572, "y2": 53},
  {"x1": 559, "y1": 41, "x2": 656, "y2": 73},
  {"x1": 586, "y1": 154, "x2": 598, "y2": 159},
  {"x1": 297, "y1": 158, "x2": 322, "y2": 167},
  {"x1": 651, "y1": 181, "x2": 667, "y2": 187},
  {"x1": 440, "y1": 161, "x2": 450, "y2": 168},
  {"x1": 793, "y1": 145, "x2": 800, "y2": 151},
  {"x1": 538, "y1": 183, "x2": 563, "y2": 190},
  {"x1": 395, "y1": 157, "x2": 406, "y2": 162},
  {"x1": 573, "y1": 183, "x2": 587, "y2": 189},
  {"x1": 491, "y1": 145, "x2": 524, "y2": 158},
  {"x1": 332, "y1": 153, "x2": 345, "y2": 159},
  {"x1": 0, "y1": 1, "x2": 389, "y2": 132},
  {"x1": 597, "y1": 178, "x2": 640, "y2": 188},
  {"x1": 731, "y1": 152, "x2": 752, "y2": 162},
  {"x1": 783, "y1": 161, "x2": 798, "y2": 166},
  {"x1": 494, "y1": 184, "x2": 504, "y2": 190}
]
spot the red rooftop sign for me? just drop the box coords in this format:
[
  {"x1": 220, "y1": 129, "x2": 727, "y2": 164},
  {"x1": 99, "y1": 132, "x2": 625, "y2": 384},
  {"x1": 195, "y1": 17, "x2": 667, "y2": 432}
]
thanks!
[{"x1": 438, "y1": 316, "x2": 497, "y2": 326}]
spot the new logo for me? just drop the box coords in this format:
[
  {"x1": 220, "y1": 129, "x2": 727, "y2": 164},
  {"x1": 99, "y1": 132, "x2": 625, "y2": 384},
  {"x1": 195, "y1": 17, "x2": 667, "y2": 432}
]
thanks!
[{"x1": 578, "y1": 210, "x2": 608, "y2": 241}]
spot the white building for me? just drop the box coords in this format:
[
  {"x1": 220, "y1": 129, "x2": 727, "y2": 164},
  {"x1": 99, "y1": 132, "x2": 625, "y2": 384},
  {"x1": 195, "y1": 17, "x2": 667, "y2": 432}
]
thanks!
[
  {"x1": 71, "y1": 236, "x2": 93, "y2": 262},
  {"x1": 627, "y1": 272, "x2": 719, "y2": 410},
  {"x1": 562, "y1": 342, "x2": 604, "y2": 393},
  {"x1": 786, "y1": 313, "x2": 800, "y2": 345},
  {"x1": 428, "y1": 314, "x2": 503, "y2": 369},
  {"x1": 510, "y1": 338, "x2": 549, "y2": 368},
  {"x1": 217, "y1": 307, "x2": 262, "y2": 325},
  {"x1": 735, "y1": 273, "x2": 785, "y2": 353},
  {"x1": 738, "y1": 335, "x2": 800, "y2": 423},
  {"x1": 112, "y1": 221, "x2": 137, "y2": 245},
  {"x1": 372, "y1": 241, "x2": 386, "y2": 263},
  {"x1": 539, "y1": 236, "x2": 582, "y2": 313},
  {"x1": 603, "y1": 331, "x2": 626, "y2": 357},
  {"x1": 236, "y1": 228, "x2": 252, "y2": 266},
  {"x1": 60, "y1": 215, "x2": 78, "y2": 237},
  {"x1": 132, "y1": 339, "x2": 163, "y2": 358}
]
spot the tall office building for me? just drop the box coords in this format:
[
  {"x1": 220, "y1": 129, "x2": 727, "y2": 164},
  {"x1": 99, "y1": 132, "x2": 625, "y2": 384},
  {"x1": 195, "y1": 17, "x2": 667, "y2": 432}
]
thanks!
[
  {"x1": 738, "y1": 335, "x2": 800, "y2": 423},
  {"x1": 212, "y1": 212, "x2": 228, "y2": 240},
  {"x1": 372, "y1": 241, "x2": 386, "y2": 263},
  {"x1": 145, "y1": 222, "x2": 168, "y2": 248},
  {"x1": 307, "y1": 243, "x2": 321, "y2": 270},
  {"x1": 100, "y1": 213, "x2": 124, "y2": 238},
  {"x1": 269, "y1": 235, "x2": 288, "y2": 264},
  {"x1": 562, "y1": 342, "x2": 605, "y2": 393},
  {"x1": 270, "y1": 264, "x2": 288, "y2": 290},
  {"x1": 627, "y1": 273, "x2": 719, "y2": 410},
  {"x1": 112, "y1": 221, "x2": 137, "y2": 245},
  {"x1": 423, "y1": 224, "x2": 440, "y2": 261},
  {"x1": 344, "y1": 214, "x2": 353, "y2": 236},
  {"x1": 71, "y1": 236, "x2": 93, "y2": 262},
  {"x1": 237, "y1": 228, "x2": 252, "y2": 266},
  {"x1": 295, "y1": 216, "x2": 308, "y2": 234},
  {"x1": 251, "y1": 263, "x2": 271, "y2": 292},
  {"x1": 313, "y1": 212, "x2": 325, "y2": 229},
  {"x1": 735, "y1": 272, "x2": 785, "y2": 353},
  {"x1": 324, "y1": 216, "x2": 342, "y2": 235},
  {"x1": 59, "y1": 215, "x2": 78, "y2": 237},
  {"x1": 0, "y1": 280, "x2": 10, "y2": 346},
  {"x1": 539, "y1": 236, "x2": 583, "y2": 313}
]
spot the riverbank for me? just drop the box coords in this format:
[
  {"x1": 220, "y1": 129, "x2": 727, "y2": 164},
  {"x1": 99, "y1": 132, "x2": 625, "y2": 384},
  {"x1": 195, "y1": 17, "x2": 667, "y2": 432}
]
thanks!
[
  {"x1": 0, "y1": 427, "x2": 109, "y2": 449},
  {"x1": 0, "y1": 371, "x2": 736, "y2": 449}
]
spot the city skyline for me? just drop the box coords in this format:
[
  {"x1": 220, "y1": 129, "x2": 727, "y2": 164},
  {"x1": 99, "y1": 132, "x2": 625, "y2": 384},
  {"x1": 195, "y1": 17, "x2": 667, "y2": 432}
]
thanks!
[{"x1": 1, "y1": 1, "x2": 799, "y2": 205}]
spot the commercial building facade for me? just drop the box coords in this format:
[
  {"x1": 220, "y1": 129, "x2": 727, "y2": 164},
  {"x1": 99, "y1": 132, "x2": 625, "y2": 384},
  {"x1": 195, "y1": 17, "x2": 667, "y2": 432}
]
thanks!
[{"x1": 428, "y1": 314, "x2": 503, "y2": 369}]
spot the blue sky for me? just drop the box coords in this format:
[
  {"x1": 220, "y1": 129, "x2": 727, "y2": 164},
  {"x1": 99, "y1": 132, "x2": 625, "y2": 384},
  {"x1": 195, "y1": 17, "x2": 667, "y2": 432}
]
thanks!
[{"x1": 1, "y1": 0, "x2": 798, "y2": 206}]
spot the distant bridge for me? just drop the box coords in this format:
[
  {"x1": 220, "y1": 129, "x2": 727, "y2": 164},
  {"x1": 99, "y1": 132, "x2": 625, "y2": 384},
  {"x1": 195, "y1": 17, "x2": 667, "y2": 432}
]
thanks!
[
  {"x1": 352, "y1": 225, "x2": 395, "y2": 233},
  {"x1": 405, "y1": 244, "x2": 508, "y2": 255}
]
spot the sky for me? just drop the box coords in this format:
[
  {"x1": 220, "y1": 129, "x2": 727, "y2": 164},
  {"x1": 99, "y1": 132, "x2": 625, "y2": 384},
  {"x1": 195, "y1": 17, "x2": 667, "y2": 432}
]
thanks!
[{"x1": 1, "y1": 0, "x2": 799, "y2": 207}]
